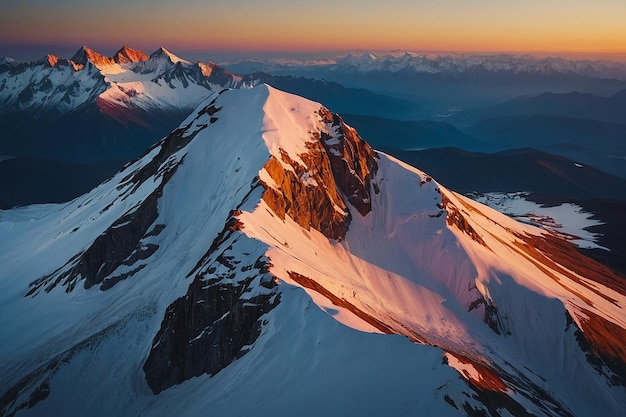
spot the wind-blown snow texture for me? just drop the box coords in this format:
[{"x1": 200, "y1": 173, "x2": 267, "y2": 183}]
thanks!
[{"x1": 0, "y1": 85, "x2": 625, "y2": 417}]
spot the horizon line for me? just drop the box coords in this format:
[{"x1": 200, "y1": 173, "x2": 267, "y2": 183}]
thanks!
[{"x1": 2, "y1": 42, "x2": 626, "y2": 64}]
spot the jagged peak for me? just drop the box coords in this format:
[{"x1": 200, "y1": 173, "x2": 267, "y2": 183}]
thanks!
[
  {"x1": 149, "y1": 47, "x2": 190, "y2": 65},
  {"x1": 196, "y1": 61, "x2": 239, "y2": 80},
  {"x1": 46, "y1": 54, "x2": 60, "y2": 67},
  {"x1": 70, "y1": 45, "x2": 96, "y2": 63},
  {"x1": 34, "y1": 54, "x2": 63, "y2": 68},
  {"x1": 70, "y1": 45, "x2": 115, "y2": 68},
  {"x1": 113, "y1": 45, "x2": 149, "y2": 64}
]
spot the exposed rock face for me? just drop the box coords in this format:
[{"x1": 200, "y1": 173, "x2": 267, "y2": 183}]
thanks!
[
  {"x1": 143, "y1": 211, "x2": 280, "y2": 394},
  {"x1": 261, "y1": 147, "x2": 351, "y2": 241},
  {"x1": 70, "y1": 46, "x2": 116, "y2": 69},
  {"x1": 44, "y1": 54, "x2": 60, "y2": 68},
  {"x1": 159, "y1": 61, "x2": 242, "y2": 90},
  {"x1": 261, "y1": 107, "x2": 378, "y2": 241},
  {"x1": 112, "y1": 46, "x2": 149, "y2": 64},
  {"x1": 196, "y1": 62, "x2": 241, "y2": 87},
  {"x1": 317, "y1": 107, "x2": 378, "y2": 216}
]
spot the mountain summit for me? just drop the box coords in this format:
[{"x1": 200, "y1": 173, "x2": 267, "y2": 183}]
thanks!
[
  {"x1": 0, "y1": 85, "x2": 625, "y2": 416},
  {"x1": 70, "y1": 45, "x2": 116, "y2": 69},
  {"x1": 112, "y1": 45, "x2": 149, "y2": 64},
  {"x1": 149, "y1": 46, "x2": 190, "y2": 65}
]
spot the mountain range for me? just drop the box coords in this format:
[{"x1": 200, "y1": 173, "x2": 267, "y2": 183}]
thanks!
[
  {"x1": 0, "y1": 45, "x2": 242, "y2": 116},
  {"x1": 1, "y1": 85, "x2": 625, "y2": 417},
  {"x1": 225, "y1": 51, "x2": 626, "y2": 81},
  {"x1": 0, "y1": 45, "x2": 249, "y2": 209},
  {"x1": 0, "y1": 45, "x2": 243, "y2": 162},
  {"x1": 223, "y1": 51, "x2": 626, "y2": 110},
  {"x1": 453, "y1": 90, "x2": 626, "y2": 180}
]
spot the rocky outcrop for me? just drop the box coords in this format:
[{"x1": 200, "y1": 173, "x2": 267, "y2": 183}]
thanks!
[
  {"x1": 261, "y1": 107, "x2": 378, "y2": 241},
  {"x1": 196, "y1": 62, "x2": 242, "y2": 88},
  {"x1": 143, "y1": 211, "x2": 280, "y2": 394},
  {"x1": 261, "y1": 147, "x2": 351, "y2": 241},
  {"x1": 158, "y1": 61, "x2": 242, "y2": 90},
  {"x1": 317, "y1": 107, "x2": 378, "y2": 216}
]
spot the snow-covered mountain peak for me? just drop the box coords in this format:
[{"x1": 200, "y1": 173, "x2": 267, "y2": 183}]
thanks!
[
  {"x1": 1, "y1": 85, "x2": 625, "y2": 416},
  {"x1": 113, "y1": 45, "x2": 149, "y2": 64},
  {"x1": 70, "y1": 45, "x2": 116, "y2": 69},
  {"x1": 0, "y1": 45, "x2": 244, "y2": 116},
  {"x1": 150, "y1": 46, "x2": 190, "y2": 65}
]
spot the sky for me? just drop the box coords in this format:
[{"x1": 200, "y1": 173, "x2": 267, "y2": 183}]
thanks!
[{"x1": 1, "y1": 0, "x2": 626, "y2": 61}]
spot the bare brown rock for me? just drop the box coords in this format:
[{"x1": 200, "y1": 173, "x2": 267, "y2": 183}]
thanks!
[
  {"x1": 112, "y1": 46, "x2": 149, "y2": 64},
  {"x1": 260, "y1": 107, "x2": 378, "y2": 241},
  {"x1": 317, "y1": 107, "x2": 378, "y2": 216}
]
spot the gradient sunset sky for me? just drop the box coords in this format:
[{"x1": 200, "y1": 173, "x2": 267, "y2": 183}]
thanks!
[{"x1": 2, "y1": 0, "x2": 625, "y2": 61}]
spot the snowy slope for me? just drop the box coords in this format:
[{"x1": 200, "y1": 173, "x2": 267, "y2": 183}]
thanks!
[{"x1": 1, "y1": 85, "x2": 625, "y2": 417}]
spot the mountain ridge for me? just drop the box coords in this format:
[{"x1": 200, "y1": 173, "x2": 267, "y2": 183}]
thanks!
[
  {"x1": 0, "y1": 45, "x2": 243, "y2": 116},
  {"x1": 0, "y1": 45, "x2": 244, "y2": 168}
]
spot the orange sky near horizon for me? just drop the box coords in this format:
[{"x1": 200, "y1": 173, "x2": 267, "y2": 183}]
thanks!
[{"x1": 1, "y1": 0, "x2": 625, "y2": 59}]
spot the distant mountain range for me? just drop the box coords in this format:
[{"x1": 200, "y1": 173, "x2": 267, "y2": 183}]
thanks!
[
  {"x1": 226, "y1": 51, "x2": 626, "y2": 81},
  {"x1": 224, "y1": 51, "x2": 626, "y2": 109},
  {"x1": 0, "y1": 45, "x2": 243, "y2": 162},
  {"x1": 341, "y1": 114, "x2": 489, "y2": 151},
  {"x1": 0, "y1": 45, "x2": 242, "y2": 115}
]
